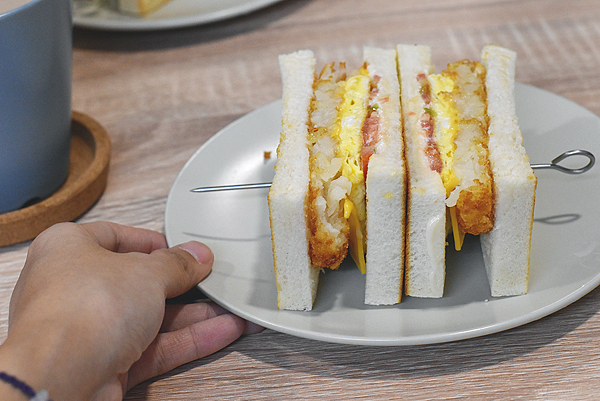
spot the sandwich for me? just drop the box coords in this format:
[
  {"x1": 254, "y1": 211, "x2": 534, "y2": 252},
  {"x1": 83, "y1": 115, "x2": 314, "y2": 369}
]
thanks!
[
  {"x1": 397, "y1": 44, "x2": 537, "y2": 298},
  {"x1": 268, "y1": 47, "x2": 406, "y2": 310},
  {"x1": 116, "y1": 0, "x2": 172, "y2": 15},
  {"x1": 269, "y1": 43, "x2": 536, "y2": 310}
]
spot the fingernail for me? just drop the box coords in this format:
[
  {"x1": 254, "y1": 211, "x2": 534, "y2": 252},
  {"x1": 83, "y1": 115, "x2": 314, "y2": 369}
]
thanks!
[{"x1": 178, "y1": 242, "x2": 213, "y2": 265}]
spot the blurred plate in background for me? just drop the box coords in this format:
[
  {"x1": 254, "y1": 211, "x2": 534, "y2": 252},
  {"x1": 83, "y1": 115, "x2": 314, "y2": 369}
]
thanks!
[{"x1": 73, "y1": 0, "x2": 284, "y2": 30}]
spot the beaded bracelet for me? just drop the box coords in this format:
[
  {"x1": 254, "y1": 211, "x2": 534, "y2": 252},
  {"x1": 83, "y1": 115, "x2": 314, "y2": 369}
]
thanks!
[{"x1": 0, "y1": 372, "x2": 52, "y2": 401}]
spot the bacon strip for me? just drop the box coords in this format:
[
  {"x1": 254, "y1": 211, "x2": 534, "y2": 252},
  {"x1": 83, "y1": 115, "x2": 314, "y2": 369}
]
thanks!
[
  {"x1": 361, "y1": 111, "x2": 380, "y2": 179},
  {"x1": 360, "y1": 75, "x2": 383, "y2": 181},
  {"x1": 416, "y1": 73, "x2": 443, "y2": 173}
]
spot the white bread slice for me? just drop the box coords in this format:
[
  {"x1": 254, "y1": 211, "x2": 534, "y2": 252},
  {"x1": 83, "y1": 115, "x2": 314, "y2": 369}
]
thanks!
[
  {"x1": 363, "y1": 47, "x2": 406, "y2": 305},
  {"x1": 268, "y1": 50, "x2": 320, "y2": 310},
  {"x1": 397, "y1": 44, "x2": 446, "y2": 298},
  {"x1": 480, "y1": 45, "x2": 537, "y2": 296}
]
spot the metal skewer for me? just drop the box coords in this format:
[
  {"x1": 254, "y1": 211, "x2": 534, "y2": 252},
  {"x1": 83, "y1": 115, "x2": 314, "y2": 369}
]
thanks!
[
  {"x1": 530, "y1": 149, "x2": 595, "y2": 174},
  {"x1": 190, "y1": 149, "x2": 595, "y2": 193},
  {"x1": 190, "y1": 182, "x2": 272, "y2": 193}
]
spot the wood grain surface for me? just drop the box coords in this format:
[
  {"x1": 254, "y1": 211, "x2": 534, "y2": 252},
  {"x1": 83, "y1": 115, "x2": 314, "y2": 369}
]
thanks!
[{"x1": 2, "y1": 0, "x2": 600, "y2": 399}]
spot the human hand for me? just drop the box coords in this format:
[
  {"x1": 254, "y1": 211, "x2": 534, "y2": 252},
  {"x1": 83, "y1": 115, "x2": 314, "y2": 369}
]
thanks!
[{"x1": 0, "y1": 222, "x2": 262, "y2": 401}]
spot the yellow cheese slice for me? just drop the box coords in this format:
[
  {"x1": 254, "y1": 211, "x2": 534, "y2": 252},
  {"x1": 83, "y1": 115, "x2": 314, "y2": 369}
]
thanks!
[
  {"x1": 344, "y1": 198, "x2": 366, "y2": 274},
  {"x1": 449, "y1": 206, "x2": 465, "y2": 251}
]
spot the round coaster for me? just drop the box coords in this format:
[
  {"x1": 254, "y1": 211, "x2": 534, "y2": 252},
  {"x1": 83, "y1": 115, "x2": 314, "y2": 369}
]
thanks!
[{"x1": 0, "y1": 111, "x2": 111, "y2": 247}]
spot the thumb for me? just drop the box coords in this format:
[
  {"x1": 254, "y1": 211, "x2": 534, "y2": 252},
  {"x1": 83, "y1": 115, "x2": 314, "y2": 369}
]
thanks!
[{"x1": 151, "y1": 241, "x2": 214, "y2": 299}]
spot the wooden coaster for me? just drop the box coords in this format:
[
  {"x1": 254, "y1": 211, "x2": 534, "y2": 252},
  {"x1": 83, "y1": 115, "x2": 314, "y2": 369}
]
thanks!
[{"x1": 0, "y1": 111, "x2": 111, "y2": 247}]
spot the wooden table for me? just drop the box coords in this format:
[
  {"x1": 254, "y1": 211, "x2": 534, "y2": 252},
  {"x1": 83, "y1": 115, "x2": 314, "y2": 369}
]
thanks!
[{"x1": 2, "y1": 0, "x2": 600, "y2": 398}]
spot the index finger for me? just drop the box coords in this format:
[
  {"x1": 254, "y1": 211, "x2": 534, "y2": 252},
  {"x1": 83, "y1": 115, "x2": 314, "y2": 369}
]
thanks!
[{"x1": 80, "y1": 221, "x2": 168, "y2": 254}]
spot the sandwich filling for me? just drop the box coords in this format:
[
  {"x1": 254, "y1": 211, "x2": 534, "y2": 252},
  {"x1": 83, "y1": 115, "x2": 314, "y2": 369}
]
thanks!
[
  {"x1": 417, "y1": 60, "x2": 495, "y2": 250},
  {"x1": 307, "y1": 62, "x2": 383, "y2": 271}
]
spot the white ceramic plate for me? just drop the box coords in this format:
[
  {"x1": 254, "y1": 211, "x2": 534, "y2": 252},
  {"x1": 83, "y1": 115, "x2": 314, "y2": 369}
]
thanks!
[
  {"x1": 165, "y1": 83, "x2": 600, "y2": 346},
  {"x1": 73, "y1": 0, "x2": 284, "y2": 31}
]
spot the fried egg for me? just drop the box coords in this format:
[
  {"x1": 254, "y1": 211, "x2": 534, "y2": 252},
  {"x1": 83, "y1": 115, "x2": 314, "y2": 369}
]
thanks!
[
  {"x1": 428, "y1": 60, "x2": 494, "y2": 250},
  {"x1": 307, "y1": 64, "x2": 371, "y2": 271}
]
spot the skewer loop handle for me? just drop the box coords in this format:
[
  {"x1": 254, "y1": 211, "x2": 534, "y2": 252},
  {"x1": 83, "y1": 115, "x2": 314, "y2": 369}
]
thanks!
[{"x1": 531, "y1": 149, "x2": 595, "y2": 174}]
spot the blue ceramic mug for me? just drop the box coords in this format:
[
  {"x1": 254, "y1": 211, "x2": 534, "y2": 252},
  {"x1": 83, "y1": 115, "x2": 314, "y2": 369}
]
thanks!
[{"x1": 0, "y1": 0, "x2": 72, "y2": 214}]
